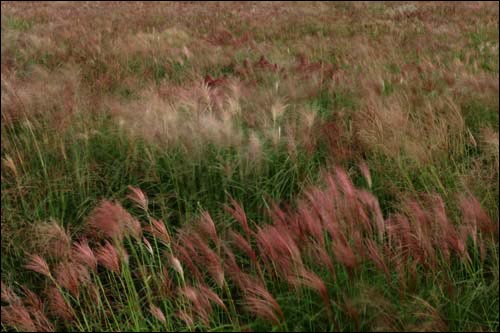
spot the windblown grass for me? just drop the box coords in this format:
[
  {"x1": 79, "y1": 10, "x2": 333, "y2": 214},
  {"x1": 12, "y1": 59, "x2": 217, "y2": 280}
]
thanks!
[{"x1": 1, "y1": 1, "x2": 498, "y2": 332}]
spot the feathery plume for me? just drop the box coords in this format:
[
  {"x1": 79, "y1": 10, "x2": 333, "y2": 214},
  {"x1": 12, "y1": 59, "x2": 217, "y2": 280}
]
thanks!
[
  {"x1": 20, "y1": 286, "x2": 42, "y2": 312},
  {"x1": 1, "y1": 304, "x2": 36, "y2": 332},
  {"x1": 168, "y1": 254, "x2": 184, "y2": 278},
  {"x1": 224, "y1": 197, "x2": 251, "y2": 237},
  {"x1": 149, "y1": 304, "x2": 166, "y2": 323},
  {"x1": 189, "y1": 233, "x2": 224, "y2": 287},
  {"x1": 145, "y1": 218, "x2": 171, "y2": 244},
  {"x1": 198, "y1": 284, "x2": 226, "y2": 310},
  {"x1": 159, "y1": 266, "x2": 174, "y2": 298},
  {"x1": 331, "y1": 240, "x2": 357, "y2": 270},
  {"x1": 21, "y1": 286, "x2": 54, "y2": 332},
  {"x1": 198, "y1": 211, "x2": 219, "y2": 246},
  {"x1": 289, "y1": 268, "x2": 330, "y2": 310},
  {"x1": 45, "y1": 286, "x2": 74, "y2": 321},
  {"x1": 242, "y1": 280, "x2": 283, "y2": 325},
  {"x1": 127, "y1": 185, "x2": 148, "y2": 211},
  {"x1": 180, "y1": 286, "x2": 211, "y2": 324},
  {"x1": 1, "y1": 281, "x2": 21, "y2": 305},
  {"x1": 229, "y1": 230, "x2": 257, "y2": 264},
  {"x1": 33, "y1": 221, "x2": 72, "y2": 259},
  {"x1": 54, "y1": 261, "x2": 90, "y2": 297},
  {"x1": 86, "y1": 200, "x2": 142, "y2": 241},
  {"x1": 460, "y1": 195, "x2": 497, "y2": 237},
  {"x1": 222, "y1": 243, "x2": 246, "y2": 287},
  {"x1": 24, "y1": 254, "x2": 52, "y2": 278},
  {"x1": 73, "y1": 238, "x2": 97, "y2": 271},
  {"x1": 358, "y1": 160, "x2": 372, "y2": 188},
  {"x1": 177, "y1": 310, "x2": 194, "y2": 327},
  {"x1": 365, "y1": 239, "x2": 390, "y2": 280},
  {"x1": 335, "y1": 167, "x2": 355, "y2": 199},
  {"x1": 143, "y1": 237, "x2": 154, "y2": 255},
  {"x1": 96, "y1": 241, "x2": 121, "y2": 273},
  {"x1": 173, "y1": 244, "x2": 201, "y2": 281}
]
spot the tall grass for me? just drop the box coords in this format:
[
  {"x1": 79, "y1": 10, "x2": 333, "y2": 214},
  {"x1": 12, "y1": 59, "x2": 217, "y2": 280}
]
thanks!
[
  {"x1": 2, "y1": 1, "x2": 498, "y2": 332},
  {"x1": 2, "y1": 171, "x2": 498, "y2": 331}
]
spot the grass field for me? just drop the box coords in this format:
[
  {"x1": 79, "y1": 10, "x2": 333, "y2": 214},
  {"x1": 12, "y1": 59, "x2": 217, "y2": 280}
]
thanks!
[{"x1": 1, "y1": 1, "x2": 499, "y2": 332}]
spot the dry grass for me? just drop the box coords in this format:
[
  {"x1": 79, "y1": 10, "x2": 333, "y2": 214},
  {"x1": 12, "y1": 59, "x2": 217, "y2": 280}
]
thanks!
[{"x1": 1, "y1": 1, "x2": 498, "y2": 332}]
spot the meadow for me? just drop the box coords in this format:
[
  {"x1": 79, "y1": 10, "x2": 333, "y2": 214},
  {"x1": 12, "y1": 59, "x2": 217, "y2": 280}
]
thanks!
[{"x1": 1, "y1": 1, "x2": 499, "y2": 331}]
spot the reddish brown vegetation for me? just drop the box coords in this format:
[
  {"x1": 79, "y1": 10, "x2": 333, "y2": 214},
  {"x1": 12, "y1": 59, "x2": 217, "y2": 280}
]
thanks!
[
  {"x1": 2, "y1": 167, "x2": 497, "y2": 330},
  {"x1": 204, "y1": 74, "x2": 229, "y2": 88}
]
